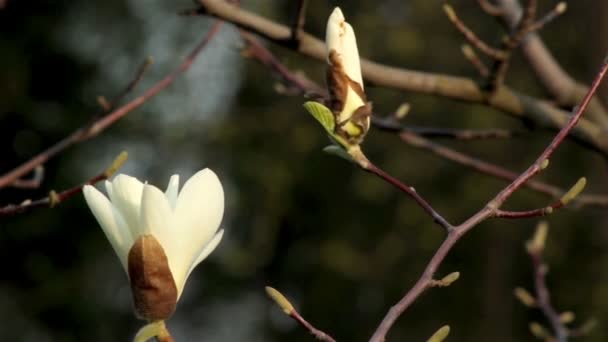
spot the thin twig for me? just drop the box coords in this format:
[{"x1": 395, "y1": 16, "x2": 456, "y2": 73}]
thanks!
[
  {"x1": 0, "y1": 22, "x2": 223, "y2": 189},
  {"x1": 0, "y1": 152, "x2": 127, "y2": 217},
  {"x1": 396, "y1": 132, "x2": 608, "y2": 207},
  {"x1": 291, "y1": 310, "x2": 337, "y2": 342},
  {"x1": 443, "y1": 4, "x2": 507, "y2": 60},
  {"x1": 374, "y1": 116, "x2": 517, "y2": 140},
  {"x1": 477, "y1": 0, "x2": 505, "y2": 16},
  {"x1": 368, "y1": 55, "x2": 608, "y2": 342},
  {"x1": 461, "y1": 44, "x2": 490, "y2": 77},
  {"x1": 9, "y1": 166, "x2": 44, "y2": 189},
  {"x1": 97, "y1": 56, "x2": 154, "y2": 115},
  {"x1": 289, "y1": 0, "x2": 309, "y2": 45},
  {"x1": 363, "y1": 162, "x2": 453, "y2": 231},
  {"x1": 0, "y1": 174, "x2": 105, "y2": 217},
  {"x1": 528, "y1": 241, "x2": 569, "y2": 341}
]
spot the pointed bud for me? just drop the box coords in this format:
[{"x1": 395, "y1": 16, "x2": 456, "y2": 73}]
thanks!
[
  {"x1": 529, "y1": 322, "x2": 550, "y2": 339},
  {"x1": 325, "y1": 7, "x2": 370, "y2": 146},
  {"x1": 265, "y1": 286, "x2": 295, "y2": 315},
  {"x1": 426, "y1": 325, "x2": 450, "y2": 342},
  {"x1": 514, "y1": 287, "x2": 536, "y2": 307},
  {"x1": 559, "y1": 311, "x2": 575, "y2": 324},
  {"x1": 560, "y1": 177, "x2": 586, "y2": 205},
  {"x1": 128, "y1": 235, "x2": 178, "y2": 321},
  {"x1": 526, "y1": 221, "x2": 549, "y2": 254},
  {"x1": 439, "y1": 272, "x2": 460, "y2": 286}
]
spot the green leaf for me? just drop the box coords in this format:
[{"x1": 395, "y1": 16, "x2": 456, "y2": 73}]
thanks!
[
  {"x1": 323, "y1": 145, "x2": 355, "y2": 163},
  {"x1": 303, "y1": 101, "x2": 335, "y2": 133}
]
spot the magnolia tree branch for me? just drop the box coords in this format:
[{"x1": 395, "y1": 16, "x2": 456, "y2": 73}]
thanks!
[
  {"x1": 265, "y1": 287, "x2": 337, "y2": 342},
  {"x1": 0, "y1": 21, "x2": 223, "y2": 189},
  {"x1": 241, "y1": 31, "x2": 608, "y2": 209},
  {"x1": 368, "y1": 56, "x2": 608, "y2": 342},
  {"x1": 396, "y1": 132, "x2": 608, "y2": 207},
  {"x1": 0, "y1": 152, "x2": 127, "y2": 217},
  {"x1": 493, "y1": 0, "x2": 608, "y2": 127},
  {"x1": 195, "y1": 0, "x2": 608, "y2": 156}
]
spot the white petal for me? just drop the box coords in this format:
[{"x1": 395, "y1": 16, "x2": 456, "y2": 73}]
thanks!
[
  {"x1": 83, "y1": 185, "x2": 132, "y2": 270},
  {"x1": 164, "y1": 175, "x2": 180, "y2": 211},
  {"x1": 140, "y1": 184, "x2": 173, "y2": 239},
  {"x1": 171, "y1": 169, "x2": 224, "y2": 294},
  {"x1": 326, "y1": 7, "x2": 345, "y2": 60},
  {"x1": 108, "y1": 174, "x2": 144, "y2": 239},
  {"x1": 325, "y1": 7, "x2": 363, "y2": 88},
  {"x1": 184, "y1": 229, "x2": 224, "y2": 283},
  {"x1": 104, "y1": 180, "x2": 113, "y2": 199},
  {"x1": 341, "y1": 22, "x2": 363, "y2": 87}
]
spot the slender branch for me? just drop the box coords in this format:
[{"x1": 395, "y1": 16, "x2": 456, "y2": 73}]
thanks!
[
  {"x1": 493, "y1": 202, "x2": 561, "y2": 218},
  {"x1": 96, "y1": 56, "x2": 154, "y2": 115},
  {"x1": 395, "y1": 132, "x2": 608, "y2": 207},
  {"x1": 265, "y1": 287, "x2": 336, "y2": 342},
  {"x1": 373, "y1": 117, "x2": 517, "y2": 140},
  {"x1": 494, "y1": 0, "x2": 608, "y2": 127},
  {"x1": 443, "y1": 5, "x2": 507, "y2": 60},
  {"x1": 195, "y1": 0, "x2": 608, "y2": 156},
  {"x1": 289, "y1": 0, "x2": 309, "y2": 45},
  {"x1": 477, "y1": 0, "x2": 505, "y2": 16},
  {"x1": 9, "y1": 166, "x2": 44, "y2": 189},
  {"x1": 0, "y1": 21, "x2": 223, "y2": 189},
  {"x1": 290, "y1": 310, "x2": 337, "y2": 342},
  {"x1": 461, "y1": 44, "x2": 490, "y2": 77},
  {"x1": 363, "y1": 162, "x2": 452, "y2": 231},
  {"x1": 524, "y1": 223, "x2": 570, "y2": 342},
  {"x1": 368, "y1": 55, "x2": 608, "y2": 342},
  {"x1": 0, "y1": 152, "x2": 127, "y2": 217},
  {"x1": 0, "y1": 174, "x2": 105, "y2": 217}
]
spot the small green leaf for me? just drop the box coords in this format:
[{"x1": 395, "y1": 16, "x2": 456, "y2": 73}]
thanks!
[
  {"x1": 304, "y1": 101, "x2": 335, "y2": 133},
  {"x1": 323, "y1": 145, "x2": 355, "y2": 163}
]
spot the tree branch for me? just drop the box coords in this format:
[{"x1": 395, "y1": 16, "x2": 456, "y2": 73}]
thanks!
[
  {"x1": 368, "y1": 54, "x2": 608, "y2": 342},
  {"x1": 0, "y1": 21, "x2": 223, "y2": 189},
  {"x1": 494, "y1": 0, "x2": 608, "y2": 127},
  {"x1": 195, "y1": 0, "x2": 608, "y2": 156}
]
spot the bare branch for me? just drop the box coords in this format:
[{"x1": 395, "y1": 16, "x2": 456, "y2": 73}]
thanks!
[
  {"x1": 195, "y1": 0, "x2": 608, "y2": 156},
  {"x1": 368, "y1": 54, "x2": 608, "y2": 342},
  {"x1": 0, "y1": 22, "x2": 223, "y2": 189},
  {"x1": 494, "y1": 0, "x2": 608, "y2": 127}
]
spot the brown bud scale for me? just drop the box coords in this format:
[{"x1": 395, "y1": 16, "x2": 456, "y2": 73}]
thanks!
[{"x1": 128, "y1": 234, "x2": 178, "y2": 321}]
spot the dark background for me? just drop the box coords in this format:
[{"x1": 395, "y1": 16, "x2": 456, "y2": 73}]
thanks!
[{"x1": 1, "y1": 1, "x2": 607, "y2": 341}]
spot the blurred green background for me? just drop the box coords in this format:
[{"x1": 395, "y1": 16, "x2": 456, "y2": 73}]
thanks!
[{"x1": 1, "y1": 0, "x2": 608, "y2": 341}]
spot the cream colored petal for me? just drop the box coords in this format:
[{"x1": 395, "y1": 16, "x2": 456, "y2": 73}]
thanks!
[
  {"x1": 171, "y1": 169, "x2": 224, "y2": 294},
  {"x1": 164, "y1": 175, "x2": 180, "y2": 211},
  {"x1": 140, "y1": 184, "x2": 173, "y2": 239},
  {"x1": 338, "y1": 85, "x2": 366, "y2": 123},
  {"x1": 326, "y1": 8, "x2": 363, "y2": 87},
  {"x1": 83, "y1": 185, "x2": 132, "y2": 270},
  {"x1": 104, "y1": 180, "x2": 113, "y2": 199},
  {"x1": 326, "y1": 7, "x2": 345, "y2": 61},
  {"x1": 108, "y1": 174, "x2": 144, "y2": 239},
  {"x1": 183, "y1": 229, "x2": 224, "y2": 286},
  {"x1": 341, "y1": 22, "x2": 363, "y2": 87}
]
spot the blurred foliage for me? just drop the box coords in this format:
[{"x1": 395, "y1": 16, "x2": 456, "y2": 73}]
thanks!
[{"x1": 1, "y1": 0, "x2": 608, "y2": 341}]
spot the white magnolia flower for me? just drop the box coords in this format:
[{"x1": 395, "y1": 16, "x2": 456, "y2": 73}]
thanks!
[
  {"x1": 83, "y1": 168, "x2": 224, "y2": 320},
  {"x1": 325, "y1": 7, "x2": 371, "y2": 145}
]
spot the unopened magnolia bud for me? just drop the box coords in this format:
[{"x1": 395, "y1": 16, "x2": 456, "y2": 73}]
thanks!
[
  {"x1": 426, "y1": 325, "x2": 450, "y2": 342},
  {"x1": 560, "y1": 311, "x2": 575, "y2": 324},
  {"x1": 265, "y1": 286, "x2": 295, "y2": 315},
  {"x1": 529, "y1": 322, "x2": 549, "y2": 339},
  {"x1": 128, "y1": 234, "x2": 177, "y2": 321},
  {"x1": 514, "y1": 287, "x2": 536, "y2": 307}
]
